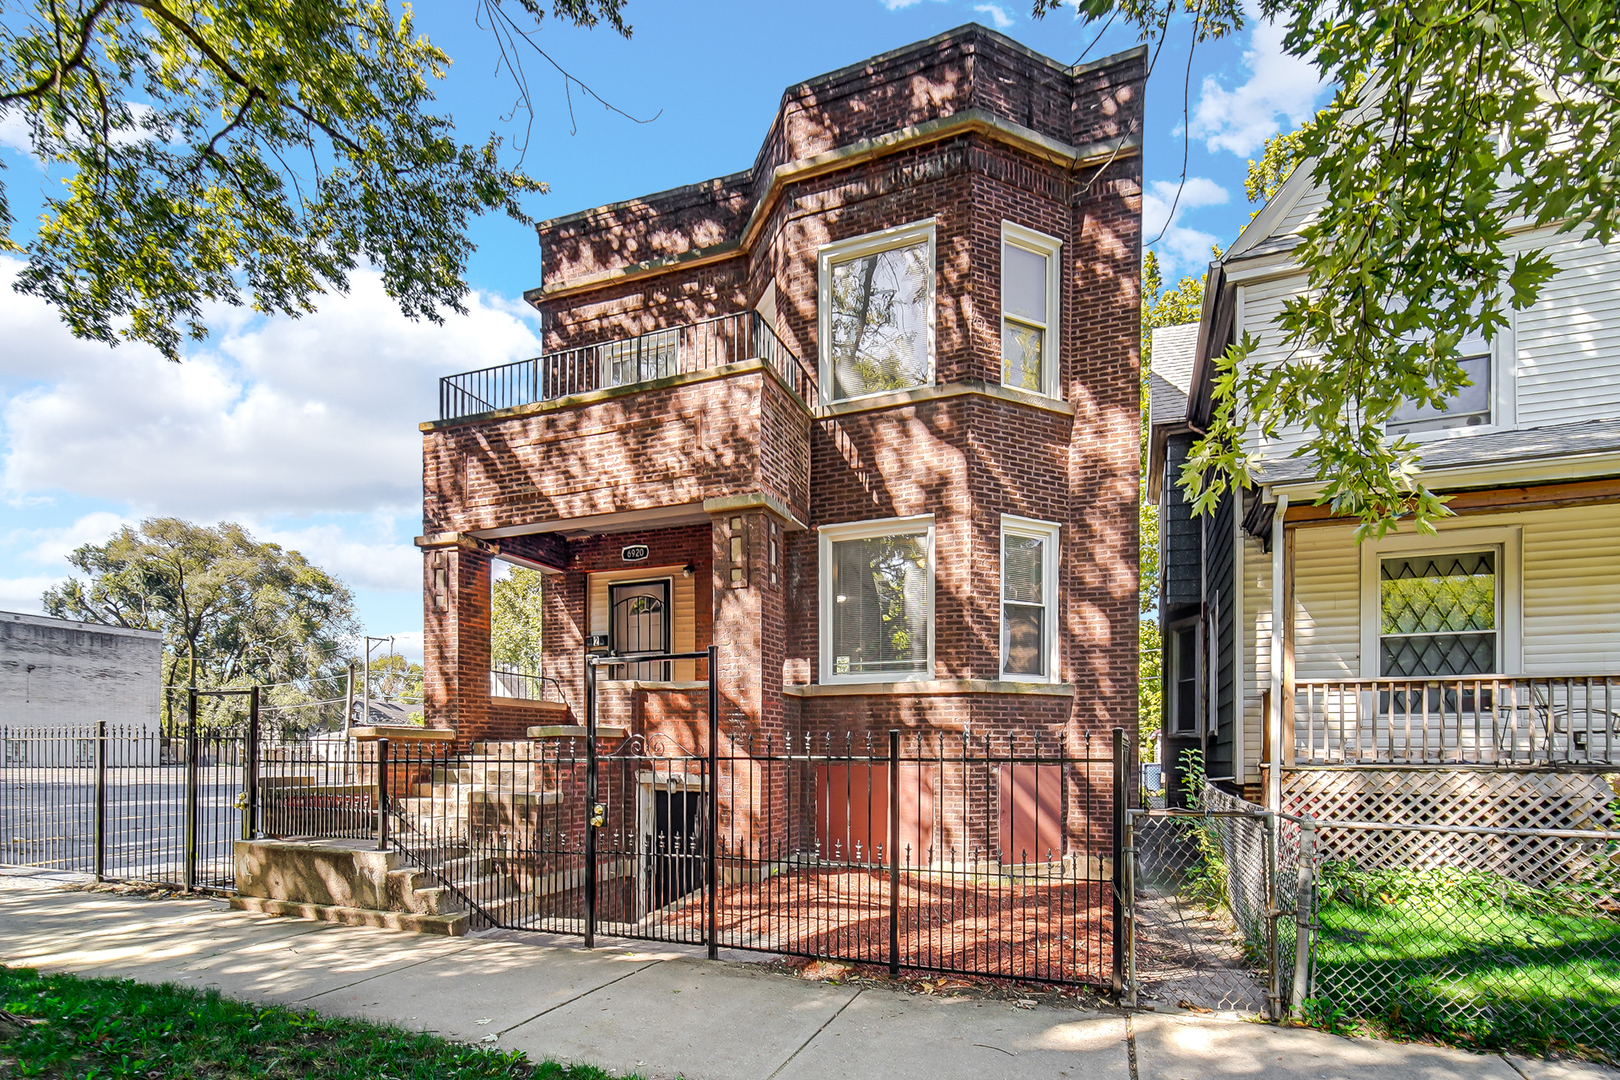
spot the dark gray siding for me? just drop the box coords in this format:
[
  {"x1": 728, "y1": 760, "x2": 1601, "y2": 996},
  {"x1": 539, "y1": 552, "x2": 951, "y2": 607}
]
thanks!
[{"x1": 1161, "y1": 435, "x2": 1201, "y2": 608}]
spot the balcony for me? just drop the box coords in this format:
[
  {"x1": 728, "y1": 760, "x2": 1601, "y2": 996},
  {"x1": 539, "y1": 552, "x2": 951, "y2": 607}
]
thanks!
[
  {"x1": 423, "y1": 311, "x2": 814, "y2": 534},
  {"x1": 1291, "y1": 674, "x2": 1620, "y2": 766},
  {"x1": 439, "y1": 311, "x2": 817, "y2": 422}
]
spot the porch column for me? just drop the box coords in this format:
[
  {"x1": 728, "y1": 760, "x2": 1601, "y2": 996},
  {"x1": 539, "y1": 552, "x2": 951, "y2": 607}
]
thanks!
[
  {"x1": 1267, "y1": 494, "x2": 1288, "y2": 811},
  {"x1": 422, "y1": 541, "x2": 492, "y2": 745}
]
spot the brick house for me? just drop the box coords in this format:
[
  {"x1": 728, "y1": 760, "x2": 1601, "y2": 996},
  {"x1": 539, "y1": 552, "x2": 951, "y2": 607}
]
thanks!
[{"x1": 417, "y1": 25, "x2": 1144, "y2": 816}]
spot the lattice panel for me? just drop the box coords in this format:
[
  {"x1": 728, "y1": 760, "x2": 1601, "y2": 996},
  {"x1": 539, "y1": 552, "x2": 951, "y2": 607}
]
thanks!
[{"x1": 1282, "y1": 767, "x2": 1620, "y2": 884}]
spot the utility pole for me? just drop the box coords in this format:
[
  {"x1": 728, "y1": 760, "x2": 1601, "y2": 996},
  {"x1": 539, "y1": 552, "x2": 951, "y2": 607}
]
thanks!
[
  {"x1": 361, "y1": 636, "x2": 392, "y2": 729},
  {"x1": 343, "y1": 661, "x2": 356, "y2": 737}
]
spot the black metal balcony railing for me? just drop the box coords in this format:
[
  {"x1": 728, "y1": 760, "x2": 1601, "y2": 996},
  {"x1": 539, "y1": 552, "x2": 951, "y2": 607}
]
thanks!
[{"x1": 439, "y1": 311, "x2": 817, "y2": 421}]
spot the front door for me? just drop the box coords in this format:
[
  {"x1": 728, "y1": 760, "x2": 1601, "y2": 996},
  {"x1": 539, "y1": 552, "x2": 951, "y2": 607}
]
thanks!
[{"x1": 608, "y1": 580, "x2": 671, "y2": 680}]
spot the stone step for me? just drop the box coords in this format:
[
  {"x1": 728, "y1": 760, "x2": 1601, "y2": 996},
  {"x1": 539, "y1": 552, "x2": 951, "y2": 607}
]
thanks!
[
  {"x1": 382, "y1": 868, "x2": 465, "y2": 915},
  {"x1": 230, "y1": 895, "x2": 467, "y2": 936}
]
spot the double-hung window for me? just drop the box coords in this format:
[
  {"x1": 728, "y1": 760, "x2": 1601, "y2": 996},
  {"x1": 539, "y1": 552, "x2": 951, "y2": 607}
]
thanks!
[
  {"x1": 1387, "y1": 329, "x2": 1498, "y2": 435},
  {"x1": 819, "y1": 517, "x2": 934, "y2": 683},
  {"x1": 1166, "y1": 622, "x2": 1199, "y2": 735},
  {"x1": 818, "y1": 222, "x2": 935, "y2": 403},
  {"x1": 1000, "y1": 516, "x2": 1060, "y2": 681},
  {"x1": 1001, "y1": 222, "x2": 1062, "y2": 398}
]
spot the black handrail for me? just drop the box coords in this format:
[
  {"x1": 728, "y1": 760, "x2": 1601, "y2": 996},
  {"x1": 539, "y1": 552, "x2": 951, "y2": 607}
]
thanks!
[{"x1": 438, "y1": 311, "x2": 817, "y2": 421}]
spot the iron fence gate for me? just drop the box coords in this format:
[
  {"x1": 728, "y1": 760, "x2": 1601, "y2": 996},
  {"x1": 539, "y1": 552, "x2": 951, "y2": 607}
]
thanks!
[
  {"x1": 0, "y1": 688, "x2": 257, "y2": 891},
  {"x1": 368, "y1": 647, "x2": 1129, "y2": 987}
]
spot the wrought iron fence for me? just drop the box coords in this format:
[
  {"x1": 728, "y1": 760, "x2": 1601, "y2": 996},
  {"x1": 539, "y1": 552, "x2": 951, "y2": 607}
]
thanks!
[{"x1": 438, "y1": 311, "x2": 818, "y2": 421}]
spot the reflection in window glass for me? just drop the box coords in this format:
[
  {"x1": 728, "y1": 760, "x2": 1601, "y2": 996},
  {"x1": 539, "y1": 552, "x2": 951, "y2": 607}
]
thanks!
[
  {"x1": 830, "y1": 531, "x2": 930, "y2": 678},
  {"x1": 1002, "y1": 532, "x2": 1046, "y2": 677},
  {"x1": 1379, "y1": 550, "x2": 1497, "y2": 676},
  {"x1": 828, "y1": 241, "x2": 932, "y2": 400},
  {"x1": 1388, "y1": 349, "x2": 1491, "y2": 433},
  {"x1": 1002, "y1": 240, "x2": 1051, "y2": 393}
]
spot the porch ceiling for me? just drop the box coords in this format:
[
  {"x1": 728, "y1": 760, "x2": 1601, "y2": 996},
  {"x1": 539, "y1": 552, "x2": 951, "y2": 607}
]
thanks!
[{"x1": 470, "y1": 502, "x2": 711, "y2": 541}]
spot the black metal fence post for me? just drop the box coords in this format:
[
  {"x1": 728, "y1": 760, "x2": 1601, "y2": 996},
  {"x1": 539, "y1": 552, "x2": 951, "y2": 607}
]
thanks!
[
  {"x1": 585, "y1": 656, "x2": 598, "y2": 949},
  {"x1": 1111, "y1": 727, "x2": 1127, "y2": 998},
  {"x1": 888, "y1": 728, "x2": 900, "y2": 978},
  {"x1": 376, "y1": 737, "x2": 390, "y2": 852},
  {"x1": 244, "y1": 688, "x2": 260, "y2": 841},
  {"x1": 706, "y1": 643, "x2": 719, "y2": 961},
  {"x1": 93, "y1": 719, "x2": 107, "y2": 882},
  {"x1": 184, "y1": 689, "x2": 199, "y2": 892}
]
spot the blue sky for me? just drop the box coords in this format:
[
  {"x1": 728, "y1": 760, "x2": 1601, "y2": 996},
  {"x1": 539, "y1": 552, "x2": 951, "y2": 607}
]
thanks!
[{"x1": 0, "y1": 0, "x2": 1326, "y2": 659}]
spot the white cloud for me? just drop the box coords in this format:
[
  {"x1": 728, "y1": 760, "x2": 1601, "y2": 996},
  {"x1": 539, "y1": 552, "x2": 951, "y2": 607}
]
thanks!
[
  {"x1": 9, "y1": 511, "x2": 133, "y2": 567},
  {"x1": 1142, "y1": 176, "x2": 1229, "y2": 279},
  {"x1": 0, "y1": 257, "x2": 540, "y2": 519},
  {"x1": 974, "y1": 3, "x2": 1013, "y2": 28},
  {"x1": 0, "y1": 108, "x2": 28, "y2": 155},
  {"x1": 0, "y1": 576, "x2": 58, "y2": 614},
  {"x1": 1188, "y1": 9, "x2": 1327, "y2": 157},
  {"x1": 254, "y1": 519, "x2": 419, "y2": 594}
]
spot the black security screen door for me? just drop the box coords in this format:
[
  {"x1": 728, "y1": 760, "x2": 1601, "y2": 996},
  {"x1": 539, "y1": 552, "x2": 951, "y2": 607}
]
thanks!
[
  {"x1": 649, "y1": 788, "x2": 704, "y2": 910},
  {"x1": 609, "y1": 580, "x2": 671, "y2": 680}
]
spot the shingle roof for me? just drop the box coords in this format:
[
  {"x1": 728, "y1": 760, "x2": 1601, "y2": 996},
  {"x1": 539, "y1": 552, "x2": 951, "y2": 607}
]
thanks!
[
  {"x1": 1149, "y1": 323, "x2": 1198, "y2": 427},
  {"x1": 1256, "y1": 418, "x2": 1620, "y2": 486}
]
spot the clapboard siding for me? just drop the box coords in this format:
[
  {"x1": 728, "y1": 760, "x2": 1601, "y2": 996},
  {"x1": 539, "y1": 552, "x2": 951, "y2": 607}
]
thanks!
[
  {"x1": 1162, "y1": 436, "x2": 1202, "y2": 608},
  {"x1": 588, "y1": 565, "x2": 699, "y2": 680},
  {"x1": 1521, "y1": 505, "x2": 1620, "y2": 672},
  {"x1": 1512, "y1": 230, "x2": 1620, "y2": 427},
  {"x1": 1206, "y1": 488, "x2": 1239, "y2": 780},
  {"x1": 1291, "y1": 524, "x2": 1361, "y2": 680},
  {"x1": 1236, "y1": 226, "x2": 1620, "y2": 464},
  {"x1": 1242, "y1": 532, "x2": 1270, "y2": 785}
]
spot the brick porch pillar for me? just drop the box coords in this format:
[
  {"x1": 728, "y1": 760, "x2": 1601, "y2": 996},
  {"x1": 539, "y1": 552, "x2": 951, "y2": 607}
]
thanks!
[{"x1": 422, "y1": 542, "x2": 491, "y2": 745}]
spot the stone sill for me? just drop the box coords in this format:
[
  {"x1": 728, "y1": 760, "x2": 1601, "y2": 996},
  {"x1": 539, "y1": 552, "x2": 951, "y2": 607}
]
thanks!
[
  {"x1": 598, "y1": 680, "x2": 709, "y2": 692},
  {"x1": 819, "y1": 380, "x2": 1076, "y2": 420},
  {"x1": 784, "y1": 679, "x2": 1075, "y2": 698},
  {"x1": 528, "y1": 725, "x2": 630, "y2": 740},
  {"x1": 349, "y1": 726, "x2": 454, "y2": 742},
  {"x1": 489, "y1": 697, "x2": 570, "y2": 712}
]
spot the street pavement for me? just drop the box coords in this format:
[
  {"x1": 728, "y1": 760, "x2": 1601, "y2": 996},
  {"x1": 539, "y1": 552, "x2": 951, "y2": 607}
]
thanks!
[{"x1": 0, "y1": 871, "x2": 1613, "y2": 1080}]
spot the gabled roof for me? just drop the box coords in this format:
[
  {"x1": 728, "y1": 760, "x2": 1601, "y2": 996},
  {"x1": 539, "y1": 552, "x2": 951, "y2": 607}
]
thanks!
[{"x1": 1148, "y1": 323, "x2": 1197, "y2": 427}]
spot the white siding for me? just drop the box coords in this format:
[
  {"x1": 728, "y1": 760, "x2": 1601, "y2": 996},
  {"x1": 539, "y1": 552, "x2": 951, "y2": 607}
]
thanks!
[
  {"x1": 1521, "y1": 505, "x2": 1620, "y2": 672},
  {"x1": 1510, "y1": 229, "x2": 1620, "y2": 427},
  {"x1": 1241, "y1": 532, "x2": 1270, "y2": 784},
  {"x1": 1275, "y1": 184, "x2": 1327, "y2": 239},
  {"x1": 1291, "y1": 524, "x2": 1362, "y2": 680},
  {"x1": 587, "y1": 565, "x2": 699, "y2": 681},
  {"x1": 1280, "y1": 505, "x2": 1620, "y2": 681},
  {"x1": 1236, "y1": 225, "x2": 1620, "y2": 463}
]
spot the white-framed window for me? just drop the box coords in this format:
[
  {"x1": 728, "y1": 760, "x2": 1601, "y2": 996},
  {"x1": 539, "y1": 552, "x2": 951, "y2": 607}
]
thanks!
[
  {"x1": 1000, "y1": 516, "x2": 1060, "y2": 681},
  {"x1": 1166, "y1": 619, "x2": 1200, "y2": 736},
  {"x1": 1358, "y1": 526, "x2": 1522, "y2": 678},
  {"x1": 1387, "y1": 316, "x2": 1516, "y2": 437},
  {"x1": 819, "y1": 516, "x2": 934, "y2": 684},
  {"x1": 817, "y1": 220, "x2": 935, "y2": 403},
  {"x1": 1000, "y1": 222, "x2": 1062, "y2": 398}
]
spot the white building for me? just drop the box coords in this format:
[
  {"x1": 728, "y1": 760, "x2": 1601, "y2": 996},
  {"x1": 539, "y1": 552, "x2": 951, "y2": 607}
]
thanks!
[{"x1": 0, "y1": 610, "x2": 162, "y2": 765}]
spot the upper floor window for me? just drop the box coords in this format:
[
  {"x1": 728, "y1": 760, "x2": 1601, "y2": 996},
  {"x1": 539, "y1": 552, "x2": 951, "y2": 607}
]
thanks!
[
  {"x1": 819, "y1": 516, "x2": 934, "y2": 683},
  {"x1": 1001, "y1": 516, "x2": 1060, "y2": 681},
  {"x1": 1387, "y1": 330, "x2": 1498, "y2": 435},
  {"x1": 818, "y1": 221, "x2": 935, "y2": 403},
  {"x1": 1379, "y1": 550, "x2": 1498, "y2": 676},
  {"x1": 1001, "y1": 222, "x2": 1062, "y2": 398}
]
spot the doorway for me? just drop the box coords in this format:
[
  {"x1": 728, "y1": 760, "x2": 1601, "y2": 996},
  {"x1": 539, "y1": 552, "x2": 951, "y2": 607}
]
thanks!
[
  {"x1": 608, "y1": 580, "x2": 671, "y2": 680},
  {"x1": 646, "y1": 787, "x2": 705, "y2": 912}
]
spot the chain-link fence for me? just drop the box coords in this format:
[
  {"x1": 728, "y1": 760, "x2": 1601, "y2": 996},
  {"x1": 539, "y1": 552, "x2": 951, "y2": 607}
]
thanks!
[
  {"x1": 1306, "y1": 818, "x2": 1620, "y2": 1059},
  {"x1": 1125, "y1": 786, "x2": 1313, "y2": 1017}
]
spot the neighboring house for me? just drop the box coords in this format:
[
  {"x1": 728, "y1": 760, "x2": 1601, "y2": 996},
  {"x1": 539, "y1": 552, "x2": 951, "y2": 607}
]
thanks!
[
  {"x1": 0, "y1": 610, "x2": 162, "y2": 765},
  {"x1": 418, "y1": 26, "x2": 1145, "y2": 787},
  {"x1": 1153, "y1": 154, "x2": 1620, "y2": 829}
]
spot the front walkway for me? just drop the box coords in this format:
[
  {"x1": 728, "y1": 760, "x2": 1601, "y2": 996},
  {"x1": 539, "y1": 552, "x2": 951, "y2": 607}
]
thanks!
[{"x1": 0, "y1": 873, "x2": 1608, "y2": 1080}]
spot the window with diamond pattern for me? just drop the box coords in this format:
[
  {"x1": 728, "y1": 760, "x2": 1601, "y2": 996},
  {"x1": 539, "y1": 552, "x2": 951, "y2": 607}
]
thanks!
[{"x1": 1378, "y1": 550, "x2": 1497, "y2": 677}]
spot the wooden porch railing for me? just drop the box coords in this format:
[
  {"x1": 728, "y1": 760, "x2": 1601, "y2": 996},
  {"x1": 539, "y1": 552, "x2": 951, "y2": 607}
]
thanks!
[{"x1": 1292, "y1": 675, "x2": 1620, "y2": 766}]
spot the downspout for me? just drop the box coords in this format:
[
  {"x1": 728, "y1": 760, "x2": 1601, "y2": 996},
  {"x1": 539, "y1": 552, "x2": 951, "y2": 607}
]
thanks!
[{"x1": 1267, "y1": 493, "x2": 1288, "y2": 812}]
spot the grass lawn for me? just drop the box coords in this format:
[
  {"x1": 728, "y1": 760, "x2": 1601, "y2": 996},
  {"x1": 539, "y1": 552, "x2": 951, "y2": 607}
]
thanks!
[
  {"x1": 1314, "y1": 892, "x2": 1620, "y2": 1060},
  {"x1": 0, "y1": 965, "x2": 635, "y2": 1080}
]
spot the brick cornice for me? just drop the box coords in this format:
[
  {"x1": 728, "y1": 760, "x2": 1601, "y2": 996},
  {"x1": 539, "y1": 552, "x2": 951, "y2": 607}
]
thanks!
[{"x1": 524, "y1": 109, "x2": 1141, "y2": 305}]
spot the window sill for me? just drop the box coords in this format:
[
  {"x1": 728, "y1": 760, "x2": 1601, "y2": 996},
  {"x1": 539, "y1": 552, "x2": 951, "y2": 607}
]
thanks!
[
  {"x1": 786, "y1": 679, "x2": 1076, "y2": 698},
  {"x1": 820, "y1": 380, "x2": 1075, "y2": 419},
  {"x1": 598, "y1": 680, "x2": 709, "y2": 692}
]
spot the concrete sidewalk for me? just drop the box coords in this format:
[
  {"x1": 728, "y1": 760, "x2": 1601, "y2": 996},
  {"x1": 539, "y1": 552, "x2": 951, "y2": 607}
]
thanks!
[{"x1": 0, "y1": 875, "x2": 1610, "y2": 1080}]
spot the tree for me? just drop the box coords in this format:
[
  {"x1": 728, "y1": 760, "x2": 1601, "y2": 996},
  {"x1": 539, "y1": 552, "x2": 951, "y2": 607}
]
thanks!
[
  {"x1": 1244, "y1": 128, "x2": 1304, "y2": 213},
  {"x1": 369, "y1": 653, "x2": 424, "y2": 703},
  {"x1": 1037, "y1": 0, "x2": 1620, "y2": 537},
  {"x1": 1138, "y1": 250, "x2": 1205, "y2": 758},
  {"x1": 491, "y1": 563, "x2": 544, "y2": 673},
  {"x1": 42, "y1": 518, "x2": 359, "y2": 723},
  {"x1": 0, "y1": 0, "x2": 630, "y2": 359}
]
